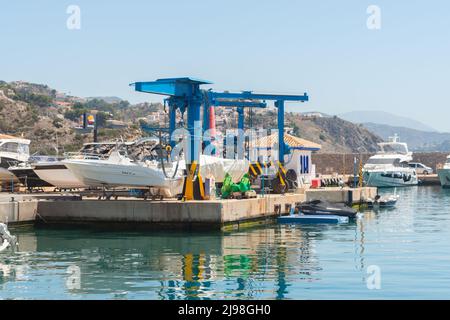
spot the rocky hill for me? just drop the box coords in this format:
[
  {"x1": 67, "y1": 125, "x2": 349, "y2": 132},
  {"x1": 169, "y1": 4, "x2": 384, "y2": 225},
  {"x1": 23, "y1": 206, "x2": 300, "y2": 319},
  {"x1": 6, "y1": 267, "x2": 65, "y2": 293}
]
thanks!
[
  {"x1": 286, "y1": 114, "x2": 383, "y2": 153},
  {"x1": 0, "y1": 81, "x2": 143, "y2": 154},
  {"x1": 248, "y1": 110, "x2": 383, "y2": 153}
]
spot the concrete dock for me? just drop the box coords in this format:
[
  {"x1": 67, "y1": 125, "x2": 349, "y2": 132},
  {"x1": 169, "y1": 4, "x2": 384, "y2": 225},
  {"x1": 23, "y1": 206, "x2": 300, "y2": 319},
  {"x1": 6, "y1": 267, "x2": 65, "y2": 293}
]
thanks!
[
  {"x1": 418, "y1": 174, "x2": 441, "y2": 186},
  {"x1": 1, "y1": 187, "x2": 377, "y2": 230},
  {"x1": 305, "y1": 187, "x2": 377, "y2": 204}
]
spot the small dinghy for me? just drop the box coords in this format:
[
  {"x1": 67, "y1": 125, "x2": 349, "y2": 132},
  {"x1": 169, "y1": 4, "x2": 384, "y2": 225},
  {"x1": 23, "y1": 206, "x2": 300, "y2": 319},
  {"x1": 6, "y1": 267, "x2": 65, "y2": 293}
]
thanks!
[
  {"x1": 0, "y1": 223, "x2": 17, "y2": 252},
  {"x1": 367, "y1": 194, "x2": 399, "y2": 208},
  {"x1": 296, "y1": 200, "x2": 358, "y2": 219}
]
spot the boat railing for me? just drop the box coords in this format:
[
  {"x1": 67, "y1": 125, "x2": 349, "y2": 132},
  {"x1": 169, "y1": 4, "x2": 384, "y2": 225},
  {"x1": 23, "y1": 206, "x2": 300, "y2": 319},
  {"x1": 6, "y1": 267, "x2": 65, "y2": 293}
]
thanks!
[
  {"x1": 6, "y1": 160, "x2": 21, "y2": 169},
  {"x1": 64, "y1": 152, "x2": 110, "y2": 160}
]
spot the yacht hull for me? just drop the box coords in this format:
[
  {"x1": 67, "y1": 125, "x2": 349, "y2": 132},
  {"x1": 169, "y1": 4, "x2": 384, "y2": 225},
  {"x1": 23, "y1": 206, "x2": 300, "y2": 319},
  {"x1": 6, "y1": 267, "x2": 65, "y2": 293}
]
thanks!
[
  {"x1": 33, "y1": 163, "x2": 87, "y2": 189},
  {"x1": 9, "y1": 167, "x2": 53, "y2": 189},
  {"x1": 437, "y1": 169, "x2": 450, "y2": 188},
  {"x1": 63, "y1": 159, "x2": 184, "y2": 197},
  {"x1": 363, "y1": 170, "x2": 418, "y2": 187},
  {"x1": 0, "y1": 156, "x2": 22, "y2": 182},
  {"x1": 63, "y1": 155, "x2": 249, "y2": 198}
]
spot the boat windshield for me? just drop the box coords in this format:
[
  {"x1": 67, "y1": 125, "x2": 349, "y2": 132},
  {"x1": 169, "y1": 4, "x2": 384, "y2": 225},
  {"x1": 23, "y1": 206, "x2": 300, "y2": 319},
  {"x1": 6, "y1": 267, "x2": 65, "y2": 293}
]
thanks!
[
  {"x1": 446, "y1": 158, "x2": 450, "y2": 164},
  {"x1": 378, "y1": 143, "x2": 409, "y2": 154},
  {"x1": 18, "y1": 143, "x2": 30, "y2": 156}
]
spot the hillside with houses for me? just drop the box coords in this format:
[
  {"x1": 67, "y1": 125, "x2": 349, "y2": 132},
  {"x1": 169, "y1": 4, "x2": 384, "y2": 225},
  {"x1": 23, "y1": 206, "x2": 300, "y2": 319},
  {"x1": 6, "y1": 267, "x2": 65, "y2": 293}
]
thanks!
[{"x1": 0, "y1": 80, "x2": 383, "y2": 155}]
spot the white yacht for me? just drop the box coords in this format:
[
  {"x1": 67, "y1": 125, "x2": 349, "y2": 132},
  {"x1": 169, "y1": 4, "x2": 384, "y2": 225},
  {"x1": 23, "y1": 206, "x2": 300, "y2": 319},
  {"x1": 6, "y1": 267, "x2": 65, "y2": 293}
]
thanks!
[
  {"x1": 363, "y1": 135, "x2": 418, "y2": 187},
  {"x1": 0, "y1": 134, "x2": 31, "y2": 182},
  {"x1": 437, "y1": 155, "x2": 450, "y2": 188}
]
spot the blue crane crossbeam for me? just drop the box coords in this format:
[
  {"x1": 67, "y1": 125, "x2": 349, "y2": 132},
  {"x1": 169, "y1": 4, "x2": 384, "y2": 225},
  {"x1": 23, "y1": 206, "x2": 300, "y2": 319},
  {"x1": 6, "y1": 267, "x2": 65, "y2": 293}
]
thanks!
[{"x1": 131, "y1": 77, "x2": 309, "y2": 164}]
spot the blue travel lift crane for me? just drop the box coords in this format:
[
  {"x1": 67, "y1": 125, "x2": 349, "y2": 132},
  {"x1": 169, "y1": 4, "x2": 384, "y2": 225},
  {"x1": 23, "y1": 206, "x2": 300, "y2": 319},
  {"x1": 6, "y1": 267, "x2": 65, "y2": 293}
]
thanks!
[
  {"x1": 132, "y1": 77, "x2": 309, "y2": 200},
  {"x1": 202, "y1": 90, "x2": 267, "y2": 154}
]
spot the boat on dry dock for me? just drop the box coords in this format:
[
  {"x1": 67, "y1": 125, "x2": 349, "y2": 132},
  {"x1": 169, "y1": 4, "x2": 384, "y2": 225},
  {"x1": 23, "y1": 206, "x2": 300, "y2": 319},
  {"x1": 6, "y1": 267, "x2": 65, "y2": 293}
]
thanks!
[
  {"x1": 63, "y1": 147, "x2": 250, "y2": 198},
  {"x1": 437, "y1": 155, "x2": 450, "y2": 188},
  {"x1": 0, "y1": 134, "x2": 30, "y2": 183},
  {"x1": 32, "y1": 142, "x2": 118, "y2": 189},
  {"x1": 8, "y1": 156, "x2": 58, "y2": 190}
]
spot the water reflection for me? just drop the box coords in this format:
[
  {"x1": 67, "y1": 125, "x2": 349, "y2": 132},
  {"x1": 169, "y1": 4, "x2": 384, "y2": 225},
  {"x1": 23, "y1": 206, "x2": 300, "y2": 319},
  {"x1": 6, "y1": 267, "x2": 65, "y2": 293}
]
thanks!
[
  {"x1": 0, "y1": 224, "x2": 346, "y2": 299},
  {"x1": 2, "y1": 186, "x2": 450, "y2": 299}
]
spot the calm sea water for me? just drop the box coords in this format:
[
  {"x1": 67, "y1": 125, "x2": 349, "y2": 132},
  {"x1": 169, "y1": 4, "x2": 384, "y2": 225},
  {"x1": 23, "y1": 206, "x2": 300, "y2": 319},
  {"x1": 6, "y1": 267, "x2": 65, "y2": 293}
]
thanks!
[{"x1": 1, "y1": 186, "x2": 450, "y2": 300}]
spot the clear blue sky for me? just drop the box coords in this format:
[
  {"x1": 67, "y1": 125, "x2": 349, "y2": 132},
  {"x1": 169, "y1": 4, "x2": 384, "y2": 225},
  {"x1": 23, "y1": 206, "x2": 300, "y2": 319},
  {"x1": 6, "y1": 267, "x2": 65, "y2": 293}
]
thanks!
[{"x1": 1, "y1": 0, "x2": 449, "y2": 131}]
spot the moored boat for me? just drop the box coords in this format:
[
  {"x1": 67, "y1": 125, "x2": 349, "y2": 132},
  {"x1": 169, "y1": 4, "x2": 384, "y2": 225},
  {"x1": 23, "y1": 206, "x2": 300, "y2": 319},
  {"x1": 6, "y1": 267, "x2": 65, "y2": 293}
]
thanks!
[
  {"x1": 296, "y1": 200, "x2": 358, "y2": 218},
  {"x1": 437, "y1": 155, "x2": 450, "y2": 188},
  {"x1": 363, "y1": 135, "x2": 418, "y2": 187},
  {"x1": 367, "y1": 194, "x2": 399, "y2": 208},
  {"x1": 278, "y1": 214, "x2": 349, "y2": 224}
]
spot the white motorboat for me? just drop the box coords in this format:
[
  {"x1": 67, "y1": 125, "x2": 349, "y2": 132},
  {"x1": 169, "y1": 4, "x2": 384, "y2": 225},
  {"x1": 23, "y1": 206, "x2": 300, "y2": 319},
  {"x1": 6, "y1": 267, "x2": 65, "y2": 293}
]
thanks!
[
  {"x1": 33, "y1": 161, "x2": 86, "y2": 189},
  {"x1": 367, "y1": 194, "x2": 400, "y2": 208},
  {"x1": 437, "y1": 155, "x2": 450, "y2": 188},
  {"x1": 63, "y1": 148, "x2": 250, "y2": 198},
  {"x1": 363, "y1": 135, "x2": 418, "y2": 187},
  {"x1": 63, "y1": 150, "x2": 184, "y2": 196},
  {"x1": 0, "y1": 134, "x2": 30, "y2": 182},
  {"x1": 33, "y1": 142, "x2": 119, "y2": 189}
]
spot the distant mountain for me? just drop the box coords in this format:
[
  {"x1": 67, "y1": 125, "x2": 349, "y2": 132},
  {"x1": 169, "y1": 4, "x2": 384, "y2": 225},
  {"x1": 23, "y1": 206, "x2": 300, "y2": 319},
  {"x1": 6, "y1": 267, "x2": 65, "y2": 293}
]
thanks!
[
  {"x1": 363, "y1": 122, "x2": 450, "y2": 152},
  {"x1": 339, "y1": 111, "x2": 437, "y2": 132},
  {"x1": 86, "y1": 96, "x2": 123, "y2": 104}
]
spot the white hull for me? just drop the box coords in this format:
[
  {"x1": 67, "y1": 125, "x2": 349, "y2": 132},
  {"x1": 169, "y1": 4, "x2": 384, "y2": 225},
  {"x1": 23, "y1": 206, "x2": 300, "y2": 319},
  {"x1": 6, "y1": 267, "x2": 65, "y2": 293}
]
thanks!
[
  {"x1": 438, "y1": 169, "x2": 450, "y2": 188},
  {"x1": 63, "y1": 154, "x2": 249, "y2": 197},
  {"x1": 33, "y1": 163, "x2": 86, "y2": 189},
  {"x1": 363, "y1": 170, "x2": 418, "y2": 187},
  {"x1": 63, "y1": 159, "x2": 184, "y2": 197}
]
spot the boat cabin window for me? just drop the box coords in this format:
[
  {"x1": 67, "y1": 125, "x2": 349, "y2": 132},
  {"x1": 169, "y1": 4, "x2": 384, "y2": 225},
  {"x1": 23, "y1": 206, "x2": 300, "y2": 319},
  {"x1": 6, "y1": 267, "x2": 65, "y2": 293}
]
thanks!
[
  {"x1": 0, "y1": 142, "x2": 30, "y2": 155},
  {"x1": 0, "y1": 142, "x2": 18, "y2": 153},
  {"x1": 446, "y1": 159, "x2": 450, "y2": 164},
  {"x1": 379, "y1": 144, "x2": 408, "y2": 155},
  {"x1": 367, "y1": 158, "x2": 409, "y2": 167}
]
